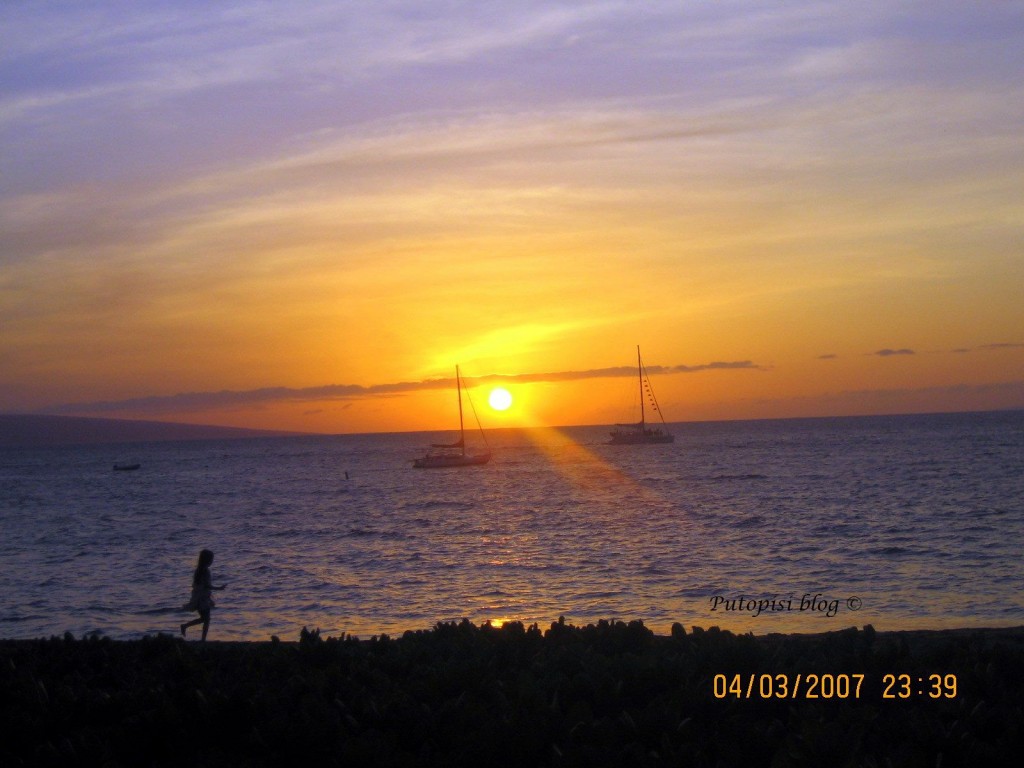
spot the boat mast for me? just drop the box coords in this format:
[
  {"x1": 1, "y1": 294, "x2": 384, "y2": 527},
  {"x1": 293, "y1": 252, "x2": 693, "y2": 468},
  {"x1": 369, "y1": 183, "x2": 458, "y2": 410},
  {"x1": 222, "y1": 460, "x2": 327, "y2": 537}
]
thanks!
[
  {"x1": 637, "y1": 345, "x2": 645, "y2": 430},
  {"x1": 456, "y1": 365, "x2": 465, "y2": 455}
]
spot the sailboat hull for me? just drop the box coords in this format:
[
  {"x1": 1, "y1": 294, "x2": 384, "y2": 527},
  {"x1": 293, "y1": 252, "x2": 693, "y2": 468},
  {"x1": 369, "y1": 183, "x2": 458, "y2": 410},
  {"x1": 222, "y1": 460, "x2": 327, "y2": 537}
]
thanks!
[
  {"x1": 412, "y1": 452, "x2": 492, "y2": 468},
  {"x1": 608, "y1": 429, "x2": 674, "y2": 445}
]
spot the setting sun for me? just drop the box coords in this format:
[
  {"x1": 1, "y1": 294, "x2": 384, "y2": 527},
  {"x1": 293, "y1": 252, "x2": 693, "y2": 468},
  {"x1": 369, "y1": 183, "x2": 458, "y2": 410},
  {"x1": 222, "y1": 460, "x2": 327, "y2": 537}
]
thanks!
[{"x1": 488, "y1": 387, "x2": 513, "y2": 411}]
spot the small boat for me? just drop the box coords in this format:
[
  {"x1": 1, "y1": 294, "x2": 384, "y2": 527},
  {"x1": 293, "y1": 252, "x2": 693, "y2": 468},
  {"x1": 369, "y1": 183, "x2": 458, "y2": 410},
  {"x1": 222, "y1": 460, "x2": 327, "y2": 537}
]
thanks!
[
  {"x1": 113, "y1": 463, "x2": 141, "y2": 471},
  {"x1": 413, "y1": 366, "x2": 492, "y2": 468},
  {"x1": 608, "y1": 346, "x2": 674, "y2": 445}
]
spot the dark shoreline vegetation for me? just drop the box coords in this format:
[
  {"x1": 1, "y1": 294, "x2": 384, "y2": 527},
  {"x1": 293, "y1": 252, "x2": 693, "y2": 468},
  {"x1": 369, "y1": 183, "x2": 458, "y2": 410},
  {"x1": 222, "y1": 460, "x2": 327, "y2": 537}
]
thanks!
[{"x1": 2, "y1": 621, "x2": 1022, "y2": 767}]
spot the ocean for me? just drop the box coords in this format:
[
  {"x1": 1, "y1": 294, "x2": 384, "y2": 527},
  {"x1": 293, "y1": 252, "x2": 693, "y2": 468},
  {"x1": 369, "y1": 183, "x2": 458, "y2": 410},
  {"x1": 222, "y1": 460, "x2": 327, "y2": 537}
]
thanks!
[{"x1": 1, "y1": 411, "x2": 1021, "y2": 641}]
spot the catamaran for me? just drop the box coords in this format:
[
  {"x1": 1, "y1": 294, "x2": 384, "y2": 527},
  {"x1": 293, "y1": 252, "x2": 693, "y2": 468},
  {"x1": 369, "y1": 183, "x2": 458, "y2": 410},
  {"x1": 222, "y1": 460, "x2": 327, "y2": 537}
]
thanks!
[
  {"x1": 413, "y1": 365, "x2": 492, "y2": 468},
  {"x1": 608, "y1": 346, "x2": 674, "y2": 445}
]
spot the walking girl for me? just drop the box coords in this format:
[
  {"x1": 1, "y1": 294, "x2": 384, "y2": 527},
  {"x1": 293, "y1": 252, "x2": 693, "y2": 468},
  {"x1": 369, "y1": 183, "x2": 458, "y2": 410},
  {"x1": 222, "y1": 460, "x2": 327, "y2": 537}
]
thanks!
[{"x1": 181, "y1": 549, "x2": 226, "y2": 641}]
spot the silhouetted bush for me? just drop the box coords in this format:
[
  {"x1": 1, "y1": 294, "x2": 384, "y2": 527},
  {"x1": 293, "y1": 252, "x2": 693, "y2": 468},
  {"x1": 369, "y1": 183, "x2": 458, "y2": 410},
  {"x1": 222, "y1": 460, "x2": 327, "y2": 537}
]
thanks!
[{"x1": 1, "y1": 622, "x2": 1022, "y2": 766}]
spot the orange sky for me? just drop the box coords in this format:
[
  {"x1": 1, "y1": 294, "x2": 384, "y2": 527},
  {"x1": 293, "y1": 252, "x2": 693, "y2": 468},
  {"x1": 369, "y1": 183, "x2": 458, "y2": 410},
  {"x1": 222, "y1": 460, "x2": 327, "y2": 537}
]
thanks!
[{"x1": 2, "y1": 2, "x2": 1022, "y2": 434}]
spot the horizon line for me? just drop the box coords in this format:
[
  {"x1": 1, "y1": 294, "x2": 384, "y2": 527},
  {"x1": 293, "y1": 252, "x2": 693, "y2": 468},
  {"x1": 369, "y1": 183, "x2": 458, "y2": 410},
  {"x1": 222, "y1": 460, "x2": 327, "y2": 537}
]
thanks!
[{"x1": 4, "y1": 405, "x2": 1021, "y2": 448}]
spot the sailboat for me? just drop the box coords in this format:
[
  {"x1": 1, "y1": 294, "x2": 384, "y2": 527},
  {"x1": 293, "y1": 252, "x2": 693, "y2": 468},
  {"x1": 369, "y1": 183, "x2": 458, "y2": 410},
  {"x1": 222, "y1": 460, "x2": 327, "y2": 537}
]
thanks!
[
  {"x1": 608, "y1": 346, "x2": 674, "y2": 445},
  {"x1": 413, "y1": 365, "x2": 492, "y2": 468}
]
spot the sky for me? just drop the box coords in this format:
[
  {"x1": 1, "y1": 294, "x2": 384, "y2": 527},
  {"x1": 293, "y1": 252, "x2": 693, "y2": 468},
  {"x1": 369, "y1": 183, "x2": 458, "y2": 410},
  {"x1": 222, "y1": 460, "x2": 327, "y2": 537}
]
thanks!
[{"x1": 2, "y1": 0, "x2": 1023, "y2": 434}]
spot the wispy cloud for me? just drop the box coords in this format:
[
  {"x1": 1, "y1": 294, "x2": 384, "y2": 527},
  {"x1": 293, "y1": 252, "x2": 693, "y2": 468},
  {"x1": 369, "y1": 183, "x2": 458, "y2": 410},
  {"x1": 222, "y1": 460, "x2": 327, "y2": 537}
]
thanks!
[
  {"x1": 47, "y1": 360, "x2": 764, "y2": 415},
  {"x1": 869, "y1": 344, "x2": 1024, "y2": 357},
  {"x1": 873, "y1": 348, "x2": 915, "y2": 357},
  {"x1": 980, "y1": 342, "x2": 1024, "y2": 350}
]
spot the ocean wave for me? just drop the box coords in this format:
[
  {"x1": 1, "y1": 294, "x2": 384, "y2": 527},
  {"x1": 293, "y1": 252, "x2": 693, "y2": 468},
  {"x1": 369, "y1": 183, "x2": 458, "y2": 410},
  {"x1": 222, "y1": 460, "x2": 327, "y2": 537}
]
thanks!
[
  {"x1": 138, "y1": 606, "x2": 183, "y2": 616},
  {"x1": 0, "y1": 614, "x2": 46, "y2": 623}
]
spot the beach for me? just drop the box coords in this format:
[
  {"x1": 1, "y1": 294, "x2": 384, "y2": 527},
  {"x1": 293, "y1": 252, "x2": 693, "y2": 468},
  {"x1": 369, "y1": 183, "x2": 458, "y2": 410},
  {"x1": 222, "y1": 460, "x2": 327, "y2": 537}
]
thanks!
[{"x1": 3, "y1": 620, "x2": 1022, "y2": 767}]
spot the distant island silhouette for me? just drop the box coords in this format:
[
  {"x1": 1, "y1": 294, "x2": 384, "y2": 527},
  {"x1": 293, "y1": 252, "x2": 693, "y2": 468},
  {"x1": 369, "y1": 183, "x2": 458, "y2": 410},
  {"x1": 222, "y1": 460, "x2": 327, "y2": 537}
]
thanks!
[{"x1": 0, "y1": 414, "x2": 310, "y2": 448}]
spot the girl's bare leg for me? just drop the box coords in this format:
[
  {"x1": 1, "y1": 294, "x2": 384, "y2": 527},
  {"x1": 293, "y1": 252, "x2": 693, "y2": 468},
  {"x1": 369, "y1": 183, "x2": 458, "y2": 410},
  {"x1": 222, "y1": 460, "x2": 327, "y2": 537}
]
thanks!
[{"x1": 181, "y1": 614, "x2": 207, "y2": 637}]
